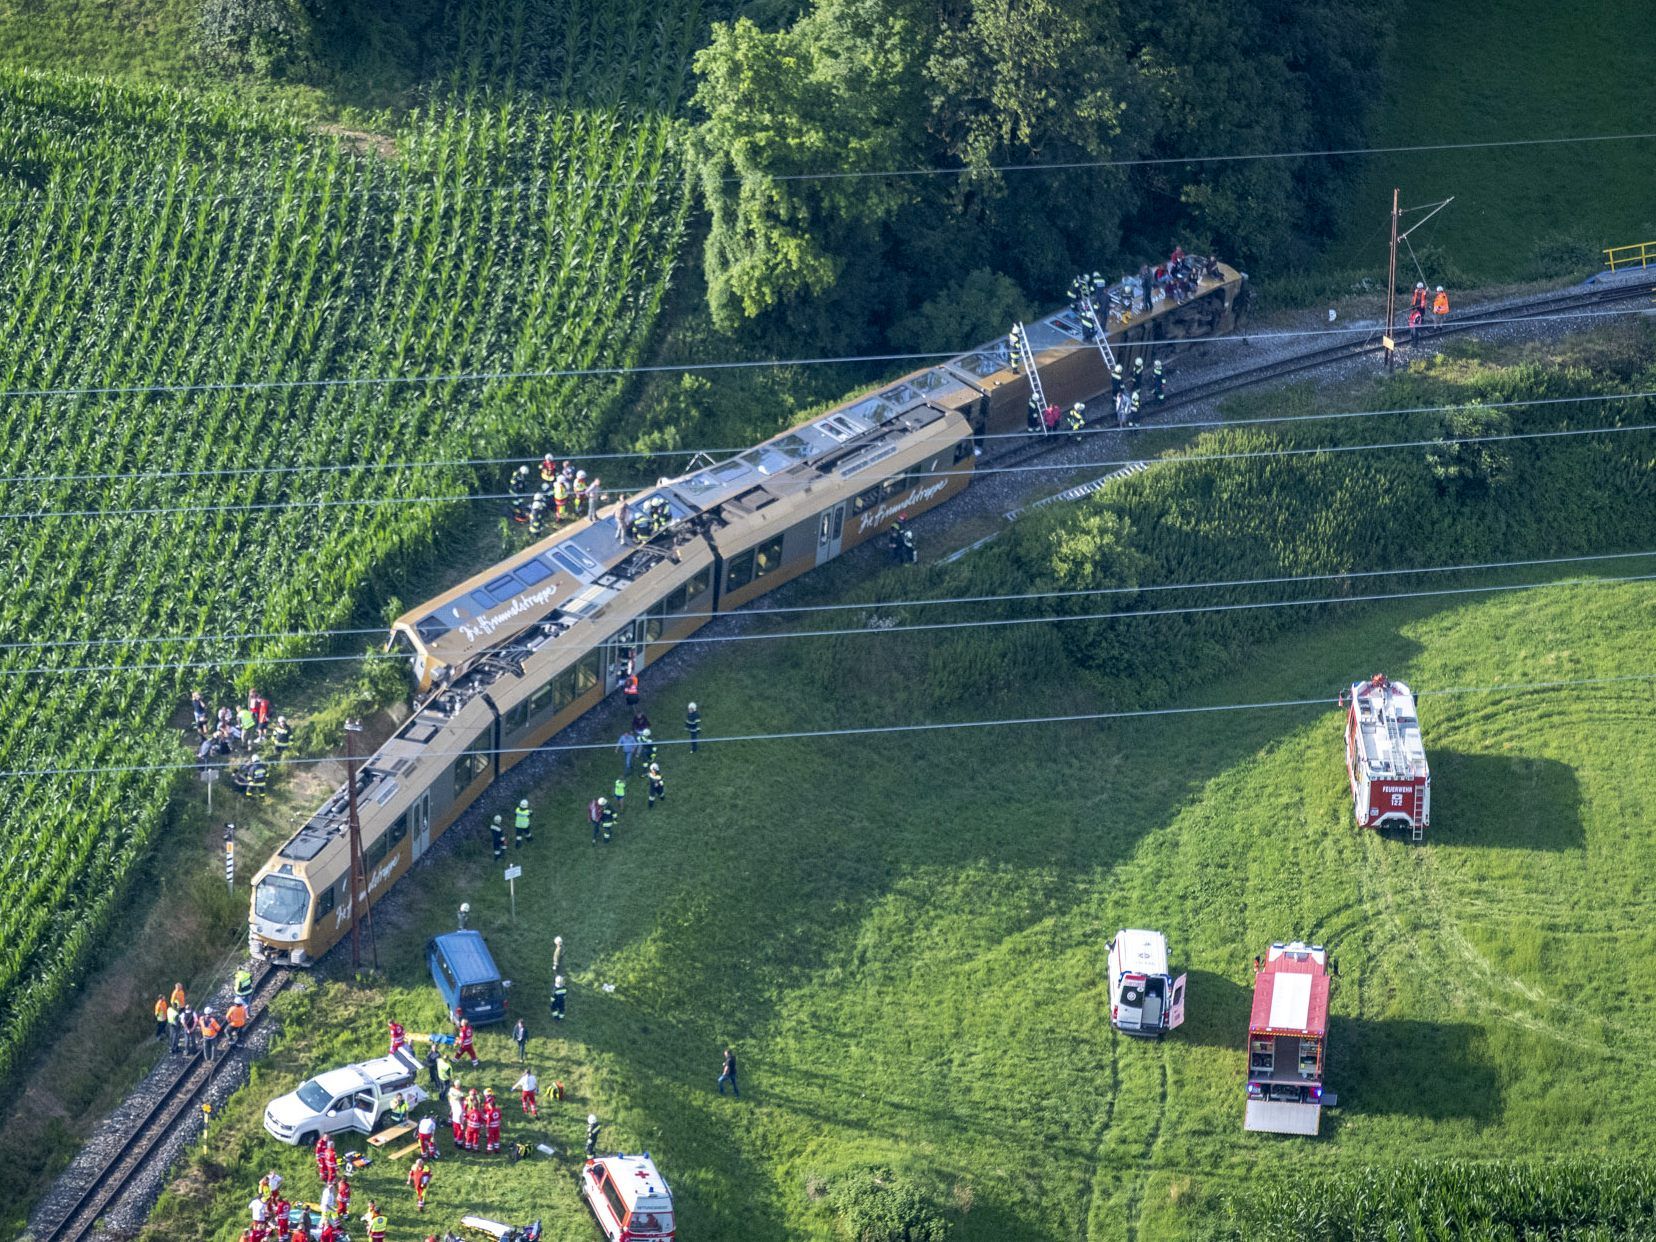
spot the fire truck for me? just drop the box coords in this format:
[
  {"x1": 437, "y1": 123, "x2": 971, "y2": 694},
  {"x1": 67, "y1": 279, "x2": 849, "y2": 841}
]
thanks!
[
  {"x1": 1343, "y1": 673, "x2": 1431, "y2": 841},
  {"x1": 580, "y1": 1152, "x2": 675, "y2": 1241},
  {"x1": 1245, "y1": 942, "x2": 1334, "y2": 1136}
]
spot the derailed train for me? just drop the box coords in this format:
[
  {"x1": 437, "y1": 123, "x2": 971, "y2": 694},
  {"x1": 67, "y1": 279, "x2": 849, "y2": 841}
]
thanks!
[{"x1": 249, "y1": 263, "x2": 1246, "y2": 963}]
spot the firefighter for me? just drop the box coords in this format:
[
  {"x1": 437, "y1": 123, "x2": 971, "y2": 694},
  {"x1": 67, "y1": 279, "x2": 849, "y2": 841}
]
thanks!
[
  {"x1": 1066, "y1": 403, "x2": 1086, "y2": 442},
  {"x1": 612, "y1": 773, "x2": 627, "y2": 819},
  {"x1": 600, "y1": 797, "x2": 616, "y2": 841},
  {"x1": 527, "y1": 492, "x2": 546, "y2": 535},
  {"x1": 389, "y1": 1019, "x2": 408, "y2": 1057},
  {"x1": 201, "y1": 1007, "x2": 223, "y2": 1064},
  {"x1": 585, "y1": 1114, "x2": 601, "y2": 1158},
  {"x1": 1132, "y1": 354, "x2": 1144, "y2": 386},
  {"x1": 552, "y1": 473, "x2": 570, "y2": 521},
  {"x1": 514, "y1": 1068, "x2": 539, "y2": 1116},
  {"x1": 887, "y1": 518, "x2": 906, "y2": 563},
  {"x1": 1152, "y1": 358, "x2": 1166, "y2": 402},
  {"x1": 539, "y1": 454, "x2": 558, "y2": 485},
  {"x1": 647, "y1": 761, "x2": 666, "y2": 809},
  {"x1": 247, "y1": 753, "x2": 269, "y2": 798},
  {"x1": 1432, "y1": 285, "x2": 1450, "y2": 330},
  {"x1": 550, "y1": 975, "x2": 568, "y2": 1021},
  {"x1": 514, "y1": 798, "x2": 532, "y2": 847},
  {"x1": 1026, "y1": 395, "x2": 1043, "y2": 433},
  {"x1": 490, "y1": 814, "x2": 506, "y2": 860},
  {"x1": 408, "y1": 1157, "x2": 433, "y2": 1212},
  {"x1": 651, "y1": 495, "x2": 672, "y2": 536},
  {"x1": 508, "y1": 465, "x2": 529, "y2": 523},
  {"x1": 686, "y1": 701, "x2": 701, "y2": 754},
  {"x1": 484, "y1": 1088, "x2": 502, "y2": 1152},
  {"x1": 464, "y1": 1098, "x2": 483, "y2": 1152},
  {"x1": 1068, "y1": 273, "x2": 1087, "y2": 314},
  {"x1": 1110, "y1": 361, "x2": 1123, "y2": 399},
  {"x1": 362, "y1": 1202, "x2": 387, "y2": 1242},
  {"x1": 1129, "y1": 388, "x2": 1141, "y2": 426},
  {"x1": 571, "y1": 469, "x2": 589, "y2": 515},
  {"x1": 456, "y1": 1017, "x2": 478, "y2": 1065},
  {"x1": 417, "y1": 1112, "x2": 439, "y2": 1161},
  {"x1": 632, "y1": 727, "x2": 654, "y2": 767}
]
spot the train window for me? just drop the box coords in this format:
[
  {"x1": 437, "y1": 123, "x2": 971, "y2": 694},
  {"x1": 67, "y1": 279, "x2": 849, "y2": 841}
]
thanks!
[
  {"x1": 366, "y1": 833, "x2": 388, "y2": 870},
  {"x1": 504, "y1": 700, "x2": 529, "y2": 735},
  {"x1": 819, "y1": 511, "x2": 831, "y2": 544},
  {"x1": 315, "y1": 883, "x2": 336, "y2": 919},
  {"x1": 528, "y1": 681, "x2": 555, "y2": 717},
  {"x1": 645, "y1": 601, "x2": 665, "y2": 643},
  {"x1": 514, "y1": 557, "x2": 554, "y2": 587},
  {"x1": 954, "y1": 439, "x2": 973, "y2": 463},
  {"x1": 451, "y1": 729, "x2": 491, "y2": 799},
  {"x1": 853, "y1": 486, "x2": 880, "y2": 513},
  {"x1": 685, "y1": 564, "x2": 712, "y2": 601},
  {"x1": 752, "y1": 536, "x2": 784, "y2": 580},
  {"x1": 388, "y1": 813, "x2": 408, "y2": 847},
  {"x1": 725, "y1": 549, "x2": 756, "y2": 592},
  {"x1": 576, "y1": 649, "x2": 601, "y2": 695},
  {"x1": 254, "y1": 875, "x2": 311, "y2": 925}
]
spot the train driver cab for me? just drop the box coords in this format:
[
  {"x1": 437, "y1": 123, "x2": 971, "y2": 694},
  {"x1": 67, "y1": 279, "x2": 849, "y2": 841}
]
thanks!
[{"x1": 251, "y1": 865, "x2": 316, "y2": 965}]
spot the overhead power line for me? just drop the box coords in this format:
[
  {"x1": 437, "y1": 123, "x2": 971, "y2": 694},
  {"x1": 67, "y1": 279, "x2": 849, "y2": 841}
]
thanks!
[
  {"x1": 0, "y1": 670, "x2": 1647, "y2": 780},
  {"x1": 3, "y1": 570, "x2": 1649, "y2": 678},
  {"x1": 5, "y1": 548, "x2": 1648, "y2": 655},
  {"x1": 3, "y1": 384, "x2": 1652, "y2": 491},
  {"x1": 4, "y1": 417, "x2": 1653, "y2": 522},
  {"x1": 0, "y1": 301, "x2": 1649, "y2": 407}
]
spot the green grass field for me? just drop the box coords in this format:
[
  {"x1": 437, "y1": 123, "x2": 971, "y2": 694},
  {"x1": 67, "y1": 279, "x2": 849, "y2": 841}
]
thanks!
[
  {"x1": 144, "y1": 564, "x2": 1656, "y2": 1240},
  {"x1": 1317, "y1": 0, "x2": 1656, "y2": 285}
]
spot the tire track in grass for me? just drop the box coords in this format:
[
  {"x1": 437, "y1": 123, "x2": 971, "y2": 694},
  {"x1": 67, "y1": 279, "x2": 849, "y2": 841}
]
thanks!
[
  {"x1": 1077, "y1": 1026, "x2": 1122, "y2": 1241},
  {"x1": 1120, "y1": 1046, "x2": 1170, "y2": 1242}
]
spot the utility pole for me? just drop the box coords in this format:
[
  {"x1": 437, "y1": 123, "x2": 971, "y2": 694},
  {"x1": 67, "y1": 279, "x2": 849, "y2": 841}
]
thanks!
[
  {"x1": 344, "y1": 719, "x2": 379, "y2": 970},
  {"x1": 1384, "y1": 186, "x2": 1400, "y2": 372}
]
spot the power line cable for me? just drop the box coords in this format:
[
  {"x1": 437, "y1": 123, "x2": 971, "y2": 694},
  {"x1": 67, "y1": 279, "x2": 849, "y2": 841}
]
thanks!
[
  {"x1": 2, "y1": 670, "x2": 1647, "y2": 780},
  {"x1": 5, "y1": 570, "x2": 1649, "y2": 678},
  {"x1": 6, "y1": 548, "x2": 1649, "y2": 655},
  {"x1": 4, "y1": 383, "x2": 1652, "y2": 491},
  {"x1": 5, "y1": 417, "x2": 1653, "y2": 522},
  {"x1": 0, "y1": 300, "x2": 1650, "y2": 407}
]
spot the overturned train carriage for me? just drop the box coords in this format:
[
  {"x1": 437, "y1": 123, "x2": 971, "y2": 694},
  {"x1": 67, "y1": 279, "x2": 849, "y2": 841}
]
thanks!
[{"x1": 248, "y1": 263, "x2": 1244, "y2": 965}]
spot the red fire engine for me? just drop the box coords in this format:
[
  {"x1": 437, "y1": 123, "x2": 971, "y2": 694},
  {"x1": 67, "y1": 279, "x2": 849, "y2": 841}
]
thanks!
[
  {"x1": 1343, "y1": 673, "x2": 1431, "y2": 841},
  {"x1": 1245, "y1": 941, "x2": 1334, "y2": 1135}
]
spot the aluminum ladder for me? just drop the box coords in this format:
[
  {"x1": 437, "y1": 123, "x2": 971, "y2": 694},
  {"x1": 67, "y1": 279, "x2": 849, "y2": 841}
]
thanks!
[
  {"x1": 1009, "y1": 322, "x2": 1051, "y2": 433},
  {"x1": 1409, "y1": 784, "x2": 1425, "y2": 842},
  {"x1": 1079, "y1": 296, "x2": 1117, "y2": 370}
]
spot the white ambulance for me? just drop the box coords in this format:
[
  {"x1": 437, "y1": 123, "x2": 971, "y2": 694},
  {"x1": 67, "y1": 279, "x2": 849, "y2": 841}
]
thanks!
[
  {"x1": 1106, "y1": 929, "x2": 1187, "y2": 1037},
  {"x1": 581, "y1": 1151, "x2": 676, "y2": 1241}
]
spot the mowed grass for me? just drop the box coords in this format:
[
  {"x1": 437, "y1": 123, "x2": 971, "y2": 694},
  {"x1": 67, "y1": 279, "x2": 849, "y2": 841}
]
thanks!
[
  {"x1": 1318, "y1": 0, "x2": 1656, "y2": 282},
  {"x1": 149, "y1": 574, "x2": 1656, "y2": 1241}
]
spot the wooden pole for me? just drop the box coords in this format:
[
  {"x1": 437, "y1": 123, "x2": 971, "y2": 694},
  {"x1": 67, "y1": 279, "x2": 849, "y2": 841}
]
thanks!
[{"x1": 1385, "y1": 187, "x2": 1400, "y2": 372}]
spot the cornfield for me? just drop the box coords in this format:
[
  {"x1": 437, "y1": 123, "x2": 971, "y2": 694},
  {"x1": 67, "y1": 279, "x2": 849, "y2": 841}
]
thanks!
[
  {"x1": 0, "y1": 0, "x2": 704, "y2": 1081},
  {"x1": 1213, "y1": 1159, "x2": 1656, "y2": 1241}
]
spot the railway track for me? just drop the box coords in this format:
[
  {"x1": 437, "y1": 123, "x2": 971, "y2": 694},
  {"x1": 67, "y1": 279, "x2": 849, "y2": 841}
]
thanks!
[
  {"x1": 32, "y1": 964, "x2": 291, "y2": 1242},
  {"x1": 24, "y1": 271, "x2": 1656, "y2": 1240}
]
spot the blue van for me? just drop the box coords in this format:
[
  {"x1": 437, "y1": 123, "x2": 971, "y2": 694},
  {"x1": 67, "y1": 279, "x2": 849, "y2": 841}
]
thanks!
[{"x1": 427, "y1": 930, "x2": 509, "y2": 1025}]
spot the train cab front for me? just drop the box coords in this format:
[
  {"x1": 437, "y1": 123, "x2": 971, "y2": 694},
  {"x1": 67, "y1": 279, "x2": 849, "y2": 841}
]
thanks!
[{"x1": 249, "y1": 865, "x2": 317, "y2": 966}]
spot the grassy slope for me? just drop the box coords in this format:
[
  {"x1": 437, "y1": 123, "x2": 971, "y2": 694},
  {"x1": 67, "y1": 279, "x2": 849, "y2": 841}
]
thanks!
[
  {"x1": 146, "y1": 568, "x2": 1656, "y2": 1240},
  {"x1": 1317, "y1": 0, "x2": 1656, "y2": 284}
]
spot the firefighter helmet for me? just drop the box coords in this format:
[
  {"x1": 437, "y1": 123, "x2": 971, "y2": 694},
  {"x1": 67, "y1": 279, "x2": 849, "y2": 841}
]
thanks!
[
  {"x1": 519, "y1": 799, "x2": 529, "y2": 809},
  {"x1": 688, "y1": 701, "x2": 697, "y2": 712},
  {"x1": 588, "y1": 1114, "x2": 598, "y2": 1125},
  {"x1": 598, "y1": 797, "x2": 608, "y2": 806}
]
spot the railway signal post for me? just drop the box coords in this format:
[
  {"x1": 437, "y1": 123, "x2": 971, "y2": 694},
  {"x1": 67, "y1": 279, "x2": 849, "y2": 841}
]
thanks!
[{"x1": 224, "y1": 823, "x2": 235, "y2": 891}]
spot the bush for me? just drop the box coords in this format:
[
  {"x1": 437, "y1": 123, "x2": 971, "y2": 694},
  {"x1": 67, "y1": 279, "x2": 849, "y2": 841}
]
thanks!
[
  {"x1": 197, "y1": 0, "x2": 317, "y2": 76},
  {"x1": 825, "y1": 1166, "x2": 949, "y2": 1242},
  {"x1": 889, "y1": 269, "x2": 1033, "y2": 357}
]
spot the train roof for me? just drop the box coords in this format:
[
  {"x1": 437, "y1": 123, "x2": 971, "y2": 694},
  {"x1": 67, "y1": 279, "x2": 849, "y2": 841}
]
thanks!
[
  {"x1": 1250, "y1": 943, "x2": 1330, "y2": 1038},
  {"x1": 1349, "y1": 675, "x2": 1428, "y2": 780}
]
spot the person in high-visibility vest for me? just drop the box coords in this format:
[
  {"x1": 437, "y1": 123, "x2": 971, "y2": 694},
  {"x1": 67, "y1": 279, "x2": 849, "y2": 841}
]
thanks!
[
  {"x1": 407, "y1": 1158, "x2": 433, "y2": 1212},
  {"x1": 552, "y1": 474, "x2": 570, "y2": 521},
  {"x1": 1110, "y1": 361, "x2": 1123, "y2": 399},
  {"x1": 361, "y1": 1202, "x2": 387, "y2": 1242},
  {"x1": 1412, "y1": 281, "x2": 1428, "y2": 315},
  {"x1": 271, "y1": 718, "x2": 292, "y2": 753},
  {"x1": 484, "y1": 1088, "x2": 502, "y2": 1152},
  {"x1": 539, "y1": 454, "x2": 558, "y2": 485},
  {"x1": 200, "y1": 1009, "x2": 223, "y2": 1064},
  {"x1": 1066, "y1": 403, "x2": 1085, "y2": 442},
  {"x1": 551, "y1": 975, "x2": 568, "y2": 1020},
  {"x1": 235, "y1": 965, "x2": 254, "y2": 997},
  {"x1": 612, "y1": 774, "x2": 627, "y2": 819},
  {"x1": 154, "y1": 995, "x2": 167, "y2": 1041},
  {"x1": 490, "y1": 815, "x2": 506, "y2": 861},
  {"x1": 572, "y1": 470, "x2": 589, "y2": 515},
  {"x1": 171, "y1": 982, "x2": 187, "y2": 1010},
  {"x1": 514, "y1": 799, "x2": 532, "y2": 847},
  {"x1": 1152, "y1": 359, "x2": 1166, "y2": 402},
  {"x1": 647, "y1": 762, "x2": 666, "y2": 810},
  {"x1": 1432, "y1": 286, "x2": 1449, "y2": 330},
  {"x1": 226, "y1": 999, "x2": 248, "y2": 1046}
]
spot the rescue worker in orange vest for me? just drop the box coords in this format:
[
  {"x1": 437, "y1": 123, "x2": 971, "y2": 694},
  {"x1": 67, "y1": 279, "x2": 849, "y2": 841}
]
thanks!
[
  {"x1": 407, "y1": 1157, "x2": 433, "y2": 1212},
  {"x1": 171, "y1": 982, "x2": 187, "y2": 1010},
  {"x1": 539, "y1": 454, "x2": 558, "y2": 485},
  {"x1": 362, "y1": 1202, "x2": 387, "y2": 1242},
  {"x1": 1432, "y1": 285, "x2": 1449, "y2": 331},
  {"x1": 154, "y1": 995, "x2": 168, "y2": 1041},
  {"x1": 1411, "y1": 281, "x2": 1428, "y2": 315},
  {"x1": 226, "y1": 998, "x2": 249, "y2": 1045},
  {"x1": 484, "y1": 1088, "x2": 502, "y2": 1151},
  {"x1": 200, "y1": 1007, "x2": 223, "y2": 1064},
  {"x1": 572, "y1": 469, "x2": 589, "y2": 515}
]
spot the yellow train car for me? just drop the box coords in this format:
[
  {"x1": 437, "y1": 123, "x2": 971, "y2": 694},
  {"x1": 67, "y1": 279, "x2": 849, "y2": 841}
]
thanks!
[{"x1": 249, "y1": 260, "x2": 1244, "y2": 965}]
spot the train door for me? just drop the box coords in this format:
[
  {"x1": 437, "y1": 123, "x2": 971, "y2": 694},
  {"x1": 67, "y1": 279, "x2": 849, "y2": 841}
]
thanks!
[
  {"x1": 411, "y1": 791, "x2": 431, "y2": 859},
  {"x1": 815, "y1": 501, "x2": 847, "y2": 565},
  {"x1": 603, "y1": 618, "x2": 647, "y2": 692}
]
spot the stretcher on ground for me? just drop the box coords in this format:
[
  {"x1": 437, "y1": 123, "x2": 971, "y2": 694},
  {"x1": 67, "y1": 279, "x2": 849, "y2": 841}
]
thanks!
[{"x1": 367, "y1": 1121, "x2": 415, "y2": 1147}]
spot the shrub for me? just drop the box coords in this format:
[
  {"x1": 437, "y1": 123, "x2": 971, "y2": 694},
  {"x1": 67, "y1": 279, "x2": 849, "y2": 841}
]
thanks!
[
  {"x1": 825, "y1": 1166, "x2": 949, "y2": 1242},
  {"x1": 197, "y1": 0, "x2": 317, "y2": 76}
]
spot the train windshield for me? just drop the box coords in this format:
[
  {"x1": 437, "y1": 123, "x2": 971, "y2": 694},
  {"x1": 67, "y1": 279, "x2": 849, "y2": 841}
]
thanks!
[{"x1": 255, "y1": 875, "x2": 312, "y2": 925}]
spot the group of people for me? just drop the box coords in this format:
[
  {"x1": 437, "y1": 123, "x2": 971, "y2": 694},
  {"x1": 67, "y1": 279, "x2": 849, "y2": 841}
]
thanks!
[
  {"x1": 1407, "y1": 281, "x2": 1452, "y2": 343},
  {"x1": 1066, "y1": 247, "x2": 1218, "y2": 331},
  {"x1": 240, "y1": 1166, "x2": 368, "y2": 1242},
  {"x1": 508, "y1": 454, "x2": 602, "y2": 534},
  {"x1": 598, "y1": 705, "x2": 674, "y2": 845},
  {"x1": 1024, "y1": 351, "x2": 1167, "y2": 437},
  {"x1": 154, "y1": 972, "x2": 252, "y2": 1063},
  {"x1": 186, "y1": 686, "x2": 291, "y2": 797}
]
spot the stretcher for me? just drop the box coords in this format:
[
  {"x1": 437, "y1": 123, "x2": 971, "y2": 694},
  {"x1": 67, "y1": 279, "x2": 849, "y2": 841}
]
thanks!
[
  {"x1": 366, "y1": 1122, "x2": 415, "y2": 1147},
  {"x1": 388, "y1": 1138, "x2": 422, "y2": 1160},
  {"x1": 461, "y1": 1215, "x2": 542, "y2": 1241}
]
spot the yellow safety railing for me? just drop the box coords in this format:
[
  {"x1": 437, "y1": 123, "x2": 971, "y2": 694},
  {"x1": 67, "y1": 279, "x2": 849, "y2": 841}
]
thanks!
[{"x1": 1604, "y1": 241, "x2": 1656, "y2": 271}]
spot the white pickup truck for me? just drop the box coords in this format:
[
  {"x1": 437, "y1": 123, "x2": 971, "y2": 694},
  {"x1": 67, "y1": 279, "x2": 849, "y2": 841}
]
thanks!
[{"x1": 264, "y1": 1046, "x2": 428, "y2": 1147}]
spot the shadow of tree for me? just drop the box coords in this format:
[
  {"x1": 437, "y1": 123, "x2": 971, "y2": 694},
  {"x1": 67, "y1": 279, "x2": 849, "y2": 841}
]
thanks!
[{"x1": 1428, "y1": 750, "x2": 1585, "y2": 851}]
